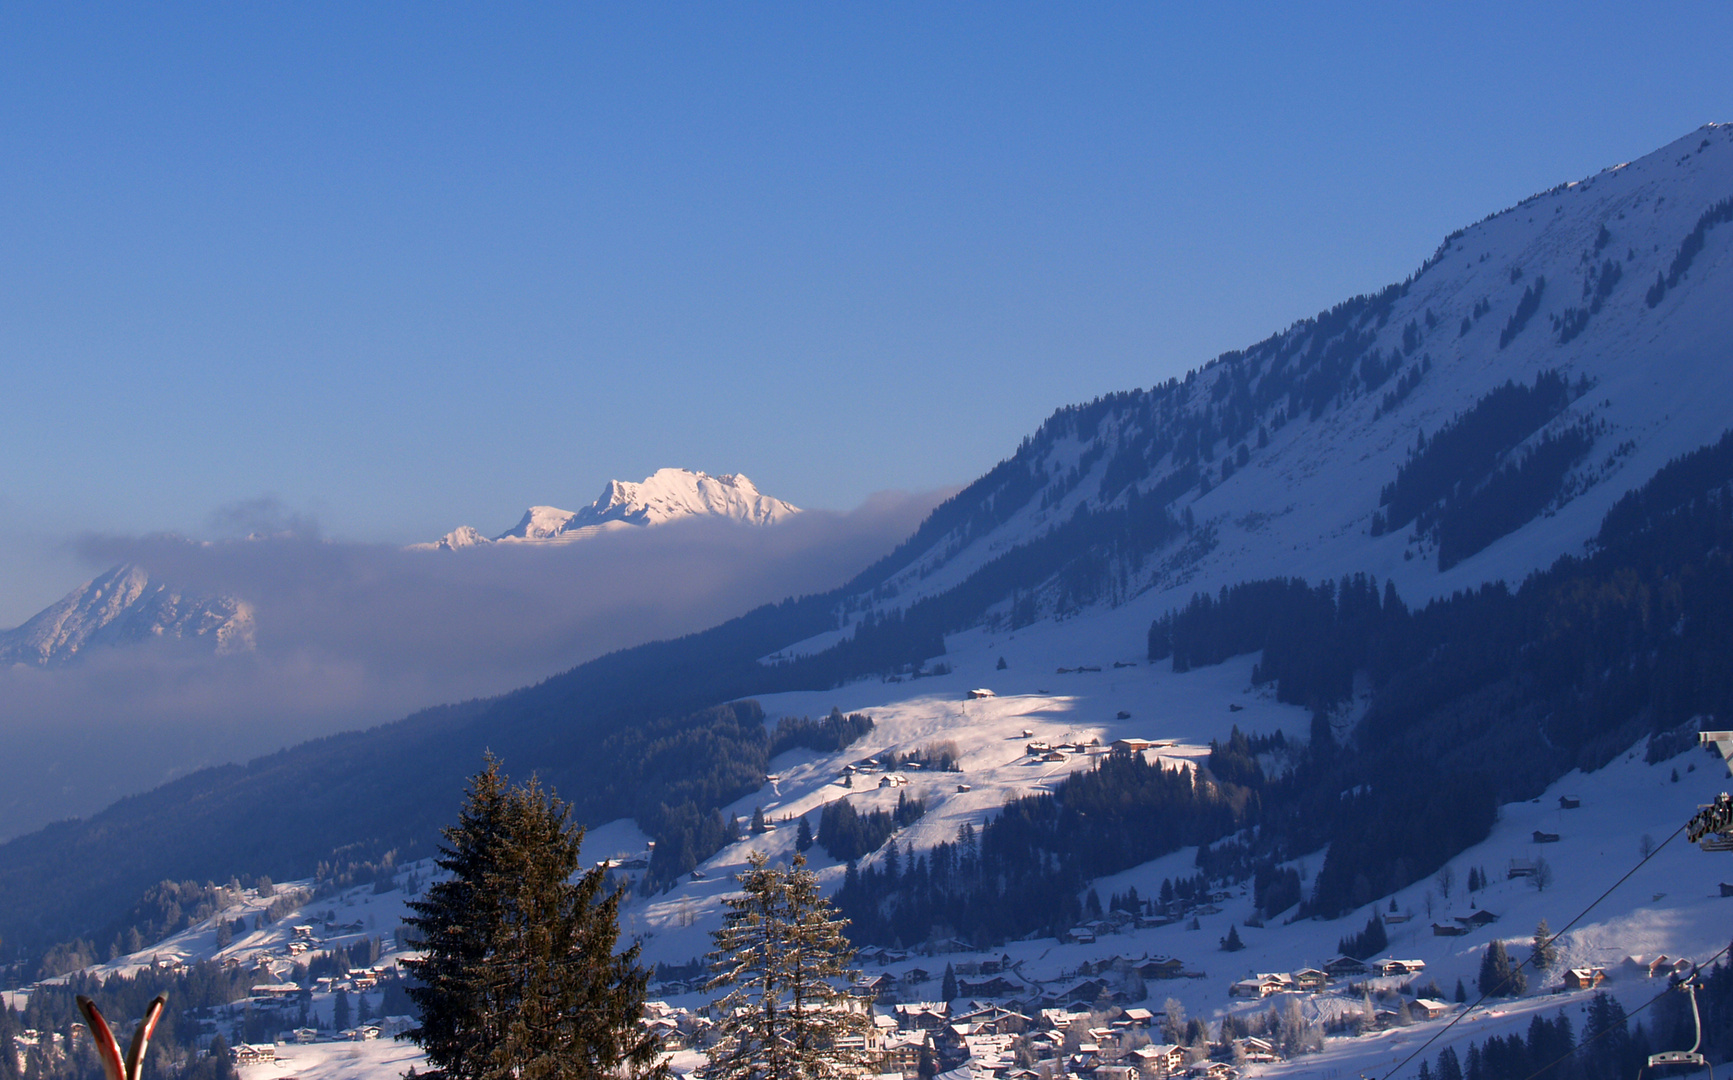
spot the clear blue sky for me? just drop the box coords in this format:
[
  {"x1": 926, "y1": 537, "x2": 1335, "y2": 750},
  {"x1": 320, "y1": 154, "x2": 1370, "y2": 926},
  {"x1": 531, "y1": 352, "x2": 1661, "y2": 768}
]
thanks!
[{"x1": 3, "y1": 2, "x2": 1731, "y2": 622}]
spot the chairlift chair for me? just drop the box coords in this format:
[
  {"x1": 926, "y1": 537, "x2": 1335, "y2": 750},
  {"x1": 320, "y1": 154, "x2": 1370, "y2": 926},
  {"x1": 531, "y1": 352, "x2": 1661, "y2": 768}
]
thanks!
[
  {"x1": 1640, "y1": 976, "x2": 1711, "y2": 1080},
  {"x1": 1691, "y1": 732, "x2": 1733, "y2": 852}
]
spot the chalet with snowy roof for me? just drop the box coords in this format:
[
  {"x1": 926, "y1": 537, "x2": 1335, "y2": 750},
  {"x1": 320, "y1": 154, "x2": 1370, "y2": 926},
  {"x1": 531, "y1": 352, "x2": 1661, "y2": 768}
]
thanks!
[
  {"x1": 1413, "y1": 999, "x2": 1453, "y2": 1020},
  {"x1": 1563, "y1": 968, "x2": 1607, "y2": 990},
  {"x1": 967, "y1": 688, "x2": 996, "y2": 699},
  {"x1": 1037, "y1": 1008, "x2": 1090, "y2": 1030},
  {"x1": 1112, "y1": 738, "x2": 1157, "y2": 753},
  {"x1": 379, "y1": 1016, "x2": 415, "y2": 1038},
  {"x1": 878, "y1": 1031, "x2": 927, "y2": 1075},
  {"x1": 958, "y1": 976, "x2": 1023, "y2": 998},
  {"x1": 1230, "y1": 973, "x2": 1293, "y2": 998},
  {"x1": 1455, "y1": 909, "x2": 1500, "y2": 928},
  {"x1": 1323, "y1": 956, "x2": 1370, "y2": 977},
  {"x1": 1135, "y1": 1044, "x2": 1188, "y2": 1077},
  {"x1": 893, "y1": 1002, "x2": 950, "y2": 1031},
  {"x1": 855, "y1": 973, "x2": 897, "y2": 998},
  {"x1": 1237, "y1": 1036, "x2": 1278, "y2": 1063},
  {"x1": 1433, "y1": 922, "x2": 1469, "y2": 936},
  {"x1": 1373, "y1": 958, "x2": 1426, "y2": 976},
  {"x1": 1059, "y1": 978, "x2": 1111, "y2": 1006},
  {"x1": 230, "y1": 1045, "x2": 276, "y2": 1066},
  {"x1": 1293, "y1": 968, "x2": 1327, "y2": 991},
  {"x1": 953, "y1": 1004, "x2": 1030, "y2": 1033}
]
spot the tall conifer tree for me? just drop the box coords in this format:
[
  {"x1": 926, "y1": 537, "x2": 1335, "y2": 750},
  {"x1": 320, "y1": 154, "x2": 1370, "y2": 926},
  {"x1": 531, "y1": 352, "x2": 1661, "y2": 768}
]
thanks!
[
  {"x1": 403, "y1": 755, "x2": 662, "y2": 1080},
  {"x1": 705, "y1": 851, "x2": 871, "y2": 1080}
]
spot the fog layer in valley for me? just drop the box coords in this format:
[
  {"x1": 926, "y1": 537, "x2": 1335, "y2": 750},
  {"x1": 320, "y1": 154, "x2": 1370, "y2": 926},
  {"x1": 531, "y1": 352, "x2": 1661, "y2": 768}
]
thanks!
[{"x1": 0, "y1": 489, "x2": 945, "y2": 839}]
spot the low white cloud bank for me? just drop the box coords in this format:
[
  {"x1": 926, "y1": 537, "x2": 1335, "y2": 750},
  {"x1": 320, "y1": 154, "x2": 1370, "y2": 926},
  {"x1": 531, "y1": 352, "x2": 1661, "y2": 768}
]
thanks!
[{"x1": 0, "y1": 489, "x2": 947, "y2": 839}]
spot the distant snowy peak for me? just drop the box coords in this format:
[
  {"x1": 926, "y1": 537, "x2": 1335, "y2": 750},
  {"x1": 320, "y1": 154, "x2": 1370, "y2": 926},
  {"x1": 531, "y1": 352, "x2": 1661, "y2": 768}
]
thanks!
[
  {"x1": 574, "y1": 469, "x2": 798, "y2": 529},
  {"x1": 0, "y1": 564, "x2": 254, "y2": 667},
  {"x1": 418, "y1": 469, "x2": 799, "y2": 549},
  {"x1": 426, "y1": 525, "x2": 491, "y2": 552}
]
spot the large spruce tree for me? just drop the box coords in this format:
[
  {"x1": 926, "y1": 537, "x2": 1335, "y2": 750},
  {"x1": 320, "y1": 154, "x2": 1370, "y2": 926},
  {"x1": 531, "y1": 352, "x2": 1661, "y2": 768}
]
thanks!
[
  {"x1": 403, "y1": 756, "x2": 663, "y2": 1080},
  {"x1": 705, "y1": 851, "x2": 871, "y2": 1080},
  {"x1": 1476, "y1": 939, "x2": 1527, "y2": 998}
]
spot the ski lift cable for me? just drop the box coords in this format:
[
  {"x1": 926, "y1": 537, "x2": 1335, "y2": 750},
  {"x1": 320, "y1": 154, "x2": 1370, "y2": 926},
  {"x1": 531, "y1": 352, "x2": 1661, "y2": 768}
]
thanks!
[
  {"x1": 1507, "y1": 938, "x2": 1731, "y2": 1080},
  {"x1": 1372, "y1": 821, "x2": 1687, "y2": 1080}
]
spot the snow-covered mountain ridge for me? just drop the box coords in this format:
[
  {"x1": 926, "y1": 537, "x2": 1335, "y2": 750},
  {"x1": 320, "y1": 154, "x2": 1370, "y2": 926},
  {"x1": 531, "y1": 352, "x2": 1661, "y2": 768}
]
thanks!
[
  {"x1": 0, "y1": 563, "x2": 254, "y2": 667},
  {"x1": 809, "y1": 124, "x2": 1733, "y2": 647},
  {"x1": 414, "y1": 468, "x2": 799, "y2": 550}
]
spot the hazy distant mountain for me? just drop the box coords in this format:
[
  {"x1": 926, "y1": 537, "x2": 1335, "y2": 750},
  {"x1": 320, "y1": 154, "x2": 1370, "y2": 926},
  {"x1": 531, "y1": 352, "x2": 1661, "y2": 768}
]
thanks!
[
  {"x1": 0, "y1": 469, "x2": 798, "y2": 666},
  {"x1": 0, "y1": 563, "x2": 254, "y2": 667},
  {"x1": 414, "y1": 468, "x2": 800, "y2": 550}
]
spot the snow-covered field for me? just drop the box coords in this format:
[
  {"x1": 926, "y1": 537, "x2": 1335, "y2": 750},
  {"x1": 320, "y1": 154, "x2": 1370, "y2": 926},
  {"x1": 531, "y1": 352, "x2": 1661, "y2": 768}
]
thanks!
[
  {"x1": 235, "y1": 1039, "x2": 425, "y2": 1080},
  {"x1": 610, "y1": 614, "x2": 1731, "y2": 1080}
]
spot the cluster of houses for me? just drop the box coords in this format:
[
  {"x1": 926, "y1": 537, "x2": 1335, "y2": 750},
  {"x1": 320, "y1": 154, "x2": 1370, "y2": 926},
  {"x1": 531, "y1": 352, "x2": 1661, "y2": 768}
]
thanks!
[
  {"x1": 218, "y1": 1015, "x2": 416, "y2": 1065},
  {"x1": 1429, "y1": 908, "x2": 1500, "y2": 937},
  {"x1": 838, "y1": 952, "x2": 1204, "y2": 1012},
  {"x1": 645, "y1": 996, "x2": 1251, "y2": 1080},
  {"x1": 1024, "y1": 740, "x2": 1101, "y2": 764},
  {"x1": 1064, "y1": 887, "x2": 1241, "y2": 947},
  {"x1": 839, "y1": 757, "x2": 917, "y2": 788},
  {"x1": 640, "y1": 942, "x2": 1697, "y2": 1079},
  {"x1": 247, "y1": 960, "x2": 394, "y2": 1003},
  {"x1": 1226, "y1": 955, "x2": 1426, "y2": 1000}
]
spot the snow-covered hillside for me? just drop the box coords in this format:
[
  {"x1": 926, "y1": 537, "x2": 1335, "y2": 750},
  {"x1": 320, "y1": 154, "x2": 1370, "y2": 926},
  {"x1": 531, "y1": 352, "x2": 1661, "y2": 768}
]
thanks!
[
  {"x1": 415, "y1": 468, "x2": 799, "y2": 550},
  {"x1": 609, "y1": 629, "x2": 1729, "y2": 1080},
  {"x1": 812, "y1": 124, "x2": 1733, "y2": 645},
  {"x1": 584, "y1": 126, "x2": 1733, "y2": 1076},
  {"x1": 0, "y1": 562, "x2": 254, "y2": 667}
]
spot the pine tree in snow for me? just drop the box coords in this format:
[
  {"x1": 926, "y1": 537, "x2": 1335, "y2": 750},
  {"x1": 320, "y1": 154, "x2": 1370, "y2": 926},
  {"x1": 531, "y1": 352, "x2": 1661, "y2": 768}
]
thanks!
[
  {"x1": 1476, "y1": 939, "x2": 1527, "y2": 998},
  {"x1": 705, "y1": 851, "x2": 872, "y2": 1080},
  {"x1": 402, "y1": 755, "x2": 662, "y2": 1080},
  {"x1": 1531, "y1": 918, "x2": 1558, "y2": 971}
]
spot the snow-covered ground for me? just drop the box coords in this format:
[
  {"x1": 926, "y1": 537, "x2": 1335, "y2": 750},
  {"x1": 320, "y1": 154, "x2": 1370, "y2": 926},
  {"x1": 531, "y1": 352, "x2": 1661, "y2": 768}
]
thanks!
[
  {"x1": 609, "y1": 619, "x2": 1731, "y2": 1080},
  {"x1": 234, "y1": 1038, "x2": 425, "y2": 1080},
  {"x1": 15, "y1": 625, "x2": 1726, "y2": 1080}
]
